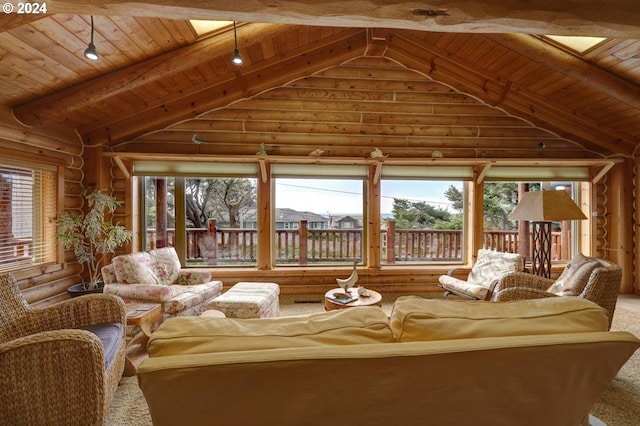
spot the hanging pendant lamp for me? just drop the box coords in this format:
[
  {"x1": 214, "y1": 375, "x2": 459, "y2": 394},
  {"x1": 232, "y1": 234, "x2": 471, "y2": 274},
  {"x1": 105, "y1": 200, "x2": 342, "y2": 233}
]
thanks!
[
  {"x1": 84, "y1": 16, "x2": 99, "y2": 61},
  {"x1": 231, "y1": 21, "x2": 243, "y2": 66}
]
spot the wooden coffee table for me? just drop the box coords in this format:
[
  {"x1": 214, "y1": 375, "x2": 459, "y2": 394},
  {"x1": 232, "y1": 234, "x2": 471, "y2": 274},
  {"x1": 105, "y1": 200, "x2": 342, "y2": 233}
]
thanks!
[
  {"x1": 124, "y1": 303, "x2": 161, "y2": 376},
  {"x1": 324, "y1": 288, "x2": 382, "y2": 311}
]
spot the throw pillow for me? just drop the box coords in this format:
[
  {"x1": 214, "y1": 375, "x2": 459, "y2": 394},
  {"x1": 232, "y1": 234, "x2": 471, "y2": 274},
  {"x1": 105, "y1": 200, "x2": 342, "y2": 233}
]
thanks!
[{"x1": 547, "y1": 253, "x2": 601, "y2": 296}]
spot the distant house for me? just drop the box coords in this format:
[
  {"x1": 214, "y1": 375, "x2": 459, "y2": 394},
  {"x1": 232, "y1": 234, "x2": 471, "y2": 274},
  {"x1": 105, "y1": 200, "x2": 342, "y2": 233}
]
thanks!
[
  {"x1": 331, "y1": 215, "x2": 361, "y2": 229},
  {"x1": 243, "y1": 208, "x2": 329, "y2": 229}
]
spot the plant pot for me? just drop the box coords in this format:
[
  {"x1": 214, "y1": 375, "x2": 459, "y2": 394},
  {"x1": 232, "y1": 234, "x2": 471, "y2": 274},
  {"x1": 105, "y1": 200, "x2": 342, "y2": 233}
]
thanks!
[{"x1": 67, "y1": 282, "x2": 105, "y2": 298}]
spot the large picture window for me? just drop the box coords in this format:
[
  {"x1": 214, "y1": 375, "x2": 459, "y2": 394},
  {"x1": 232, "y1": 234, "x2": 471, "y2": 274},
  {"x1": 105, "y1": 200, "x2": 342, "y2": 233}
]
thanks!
[
  {"x1": 274, "y1": 177, "x2": 364, "y2": 266},
  {"x1": 0, "y1": 161, "x2": 57, "y2": 273},
  {"x1": 138, "y1": 161, "x2": 258, "y2": 267},
  {"x1": 381, "y1": 179, "x2": 465, "y2": 264}
]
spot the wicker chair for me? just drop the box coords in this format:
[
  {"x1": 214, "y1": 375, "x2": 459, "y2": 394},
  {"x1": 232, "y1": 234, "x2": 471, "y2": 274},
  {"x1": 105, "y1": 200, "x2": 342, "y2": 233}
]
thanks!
[
  {"x1": 492, "y1": 254, "x2": 622, "y2": 329},
  {"x1": 0, "y1": 273, "x2": 126, "y2": 425}
]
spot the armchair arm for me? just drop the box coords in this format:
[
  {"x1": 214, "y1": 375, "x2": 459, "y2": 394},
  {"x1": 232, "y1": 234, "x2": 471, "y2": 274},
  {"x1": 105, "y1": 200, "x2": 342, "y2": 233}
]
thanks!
[
  {"x1": 174, "y1": 269, "x2": 213, "y2": 285},
  {"x1": 31, "y1": 293, "x2": 126, "y2": 331},
  {"x1": 493, "y1": 272, "x2": 554, "y2": 293},
  {"x1": 492, "y1": 287, "x2": 558, "y2": 302},
  {"x1": 0, "y1": 330, "x2": 106, "y2": 424}
]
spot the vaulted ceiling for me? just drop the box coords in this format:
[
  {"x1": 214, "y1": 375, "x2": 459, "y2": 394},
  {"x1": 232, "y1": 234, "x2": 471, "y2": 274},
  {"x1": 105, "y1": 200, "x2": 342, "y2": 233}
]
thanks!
[{"x1": 1, "y1": 1, "x2": 640, "y2": 158}]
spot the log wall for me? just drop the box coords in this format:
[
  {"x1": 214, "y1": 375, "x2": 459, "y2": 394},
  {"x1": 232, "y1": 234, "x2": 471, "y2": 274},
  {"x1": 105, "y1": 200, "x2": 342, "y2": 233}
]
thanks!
[{"x1": 0, "y1": 106, "x2": 84, "y2": 306}]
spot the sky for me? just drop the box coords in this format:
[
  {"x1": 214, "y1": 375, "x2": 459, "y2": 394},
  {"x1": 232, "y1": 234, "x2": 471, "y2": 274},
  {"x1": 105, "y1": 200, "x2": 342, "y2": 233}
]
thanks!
[{"x1": 275, "y1": 178, "x2": 462, "y2": 216}]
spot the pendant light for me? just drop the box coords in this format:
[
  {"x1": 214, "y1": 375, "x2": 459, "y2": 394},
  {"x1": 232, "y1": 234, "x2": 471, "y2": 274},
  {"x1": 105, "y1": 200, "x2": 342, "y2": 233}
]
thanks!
[
  {"x1": 231, "y1": 21, "x2": 243, "y2": 66},
  {"x1": 84, "y1": 15, "x2": 99, "y2": 61}
]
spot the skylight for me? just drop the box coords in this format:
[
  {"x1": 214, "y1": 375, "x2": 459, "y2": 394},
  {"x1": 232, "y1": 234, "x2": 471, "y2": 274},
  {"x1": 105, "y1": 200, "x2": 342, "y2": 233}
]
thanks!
[
  {"x1": 544, "y1": 35, "x2": 607, "y2": 54},
  {"x1": 190, "y1": 20, "x2": 233, "y2": 37}
]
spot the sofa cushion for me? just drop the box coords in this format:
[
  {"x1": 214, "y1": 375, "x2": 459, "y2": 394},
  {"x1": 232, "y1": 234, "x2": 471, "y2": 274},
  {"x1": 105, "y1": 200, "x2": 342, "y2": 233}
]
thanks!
[
  {"x1": 389, "y1": 296, "x2": 609, "y2": 342},
  {"x1": 147, "y1": 306, "x2": 393, "y2": 356},
  {"x1": 467, "y1": 249, "x2": 524, "y2": 287},
  {"x1": 148, "y1": 247, "x2": 182, "y2": 285},
  {"x1": 546, "y1": 253, "x2": 601, "y2": 296},
  {"x1": 80, "y1": 322, "x2": 123, "y2": 368},
  {"x1": 112, "y1": 251, "x2": 161, "y2": 284}
]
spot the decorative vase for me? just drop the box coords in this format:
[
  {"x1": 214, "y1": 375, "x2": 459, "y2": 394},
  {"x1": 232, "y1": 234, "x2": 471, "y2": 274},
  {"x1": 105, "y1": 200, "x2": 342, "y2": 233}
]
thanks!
[{"x1": 67, "y1": 282, "x2": 105, "y2": 298}]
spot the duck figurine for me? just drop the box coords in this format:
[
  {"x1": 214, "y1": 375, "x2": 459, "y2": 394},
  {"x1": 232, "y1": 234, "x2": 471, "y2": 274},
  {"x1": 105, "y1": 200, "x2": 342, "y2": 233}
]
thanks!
[{"x1": 336, "y1": 260, "x2": 358, "y2": 294}]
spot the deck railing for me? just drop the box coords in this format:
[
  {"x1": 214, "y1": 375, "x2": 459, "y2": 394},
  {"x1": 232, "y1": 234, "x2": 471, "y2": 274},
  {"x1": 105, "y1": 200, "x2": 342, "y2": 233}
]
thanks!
[{"x1": 147, "y1": 219, "x2": 563, "y2": 265}]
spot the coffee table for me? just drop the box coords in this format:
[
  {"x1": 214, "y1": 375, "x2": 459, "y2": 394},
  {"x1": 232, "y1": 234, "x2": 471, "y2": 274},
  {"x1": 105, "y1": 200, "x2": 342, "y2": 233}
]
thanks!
[
  {"x1": 324, "y1": 288, "x2": 382, "y2": 311},
  {"x1": 124, "y1": 303, "x2": 161, "y2": 376}
]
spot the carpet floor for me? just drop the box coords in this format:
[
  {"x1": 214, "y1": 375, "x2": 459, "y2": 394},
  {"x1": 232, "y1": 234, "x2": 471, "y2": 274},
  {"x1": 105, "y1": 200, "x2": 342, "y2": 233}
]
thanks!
[{"x1": 105, "y1": 298, "x2": 640, "y2": 426}]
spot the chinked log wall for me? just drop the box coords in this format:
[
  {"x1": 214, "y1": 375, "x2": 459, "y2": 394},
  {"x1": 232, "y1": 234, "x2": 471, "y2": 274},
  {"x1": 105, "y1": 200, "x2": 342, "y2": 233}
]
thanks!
[
  {"x1": 106, "y1": 56, "x2": 628, "y2": 294},
  {"x1": 0, "y1": 105, "x2": 86, "y2": 306}
]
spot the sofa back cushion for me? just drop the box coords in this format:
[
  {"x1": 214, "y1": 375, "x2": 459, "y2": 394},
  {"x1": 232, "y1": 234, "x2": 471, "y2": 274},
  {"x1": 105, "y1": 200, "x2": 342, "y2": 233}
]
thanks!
[
  {"x1": 110, "y1": 247, "x2": 182, "y2": 285},
  {"x1": 112, "y1": 251, "x2": 160, "y2": 284},
  {"x1": 148, "y1": 247, "x2": 182, "y2": 285},
  {"x1": 467, "y1": 249, "x2": 524, "y2": 287},
  {"x1": 546, "y1": 253, "x2": 602, "y2": 296},
  {"x1": 148, "y1": 306, "x2": 393, "y2": 356},
  {"x1": 390, "y1": 296, "x2": 609, "y2": 342}
]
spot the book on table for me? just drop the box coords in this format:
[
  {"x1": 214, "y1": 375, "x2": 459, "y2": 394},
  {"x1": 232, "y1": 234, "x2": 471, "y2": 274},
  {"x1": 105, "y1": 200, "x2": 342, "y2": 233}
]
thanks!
[{"x1": 328, "y1": 293, "x2": 357, "y2": 304}]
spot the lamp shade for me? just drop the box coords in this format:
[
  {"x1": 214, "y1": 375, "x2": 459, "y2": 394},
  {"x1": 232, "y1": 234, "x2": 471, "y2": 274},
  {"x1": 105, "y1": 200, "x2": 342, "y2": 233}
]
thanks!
[{"x1": 509, "y1": 190, "x2": 587, "y2": 222}]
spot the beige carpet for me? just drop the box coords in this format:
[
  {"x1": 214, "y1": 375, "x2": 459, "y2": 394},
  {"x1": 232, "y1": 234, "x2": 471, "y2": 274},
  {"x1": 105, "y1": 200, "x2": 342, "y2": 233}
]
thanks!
[{"x1": 106, "y1": 300, "x2": 640, "y2": 426}]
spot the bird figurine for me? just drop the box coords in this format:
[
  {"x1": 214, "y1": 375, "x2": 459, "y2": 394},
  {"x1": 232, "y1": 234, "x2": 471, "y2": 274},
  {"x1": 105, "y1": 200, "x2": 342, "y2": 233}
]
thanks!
[
  {"x1": 336, "y1": 260, "x2": 358, "y2": 295},
  {"x1": 369, "y1": 147, "x2": 388, "y2": 159}
]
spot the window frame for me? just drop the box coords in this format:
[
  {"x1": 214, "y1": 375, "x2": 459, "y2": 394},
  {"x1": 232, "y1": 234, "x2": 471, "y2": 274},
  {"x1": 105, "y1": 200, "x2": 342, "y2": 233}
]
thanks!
[{"x1": 0, "y1": 154, "x2": 63, "y2": 277}]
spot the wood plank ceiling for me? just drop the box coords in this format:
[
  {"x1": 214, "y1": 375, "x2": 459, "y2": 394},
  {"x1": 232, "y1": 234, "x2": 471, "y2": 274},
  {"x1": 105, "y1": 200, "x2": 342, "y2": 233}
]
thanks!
[{"x1": 1, "y1": 2, "x2": 640, "y2": 158}]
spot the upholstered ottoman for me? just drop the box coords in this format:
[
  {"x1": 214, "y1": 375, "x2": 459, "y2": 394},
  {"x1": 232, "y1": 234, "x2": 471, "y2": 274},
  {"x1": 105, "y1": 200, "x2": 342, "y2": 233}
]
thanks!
[{"x1": 206, "y1": 282, "x2": 280, "y2": 318}]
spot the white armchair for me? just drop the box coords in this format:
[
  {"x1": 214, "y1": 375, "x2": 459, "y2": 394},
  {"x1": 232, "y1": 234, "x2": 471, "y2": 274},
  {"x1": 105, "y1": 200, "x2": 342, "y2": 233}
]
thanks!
[{"x1": 439, "y1": 249, "x2": 525, "y2": 300}]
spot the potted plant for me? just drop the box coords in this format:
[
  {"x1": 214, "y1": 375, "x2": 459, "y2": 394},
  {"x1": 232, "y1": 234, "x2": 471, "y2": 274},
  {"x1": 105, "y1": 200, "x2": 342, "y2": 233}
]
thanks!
[{"x1": 57, "y1": 187, "x2": 133, "y2": 296}]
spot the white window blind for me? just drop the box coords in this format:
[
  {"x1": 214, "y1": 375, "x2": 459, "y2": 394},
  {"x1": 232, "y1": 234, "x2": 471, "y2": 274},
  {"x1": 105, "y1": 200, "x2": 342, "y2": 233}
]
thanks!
[{"x1": 0, "y1": 162, "x2": 57, "y2": 273}]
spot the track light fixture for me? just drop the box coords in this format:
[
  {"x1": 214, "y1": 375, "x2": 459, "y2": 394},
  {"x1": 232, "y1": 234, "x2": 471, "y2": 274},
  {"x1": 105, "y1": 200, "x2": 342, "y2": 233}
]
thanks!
[
  {"x1": 84, "y1": 16, "x2": 99, "y2": 61},
  {"x1": 231, "y1": 21, "x2": 243, "y2": 66}
]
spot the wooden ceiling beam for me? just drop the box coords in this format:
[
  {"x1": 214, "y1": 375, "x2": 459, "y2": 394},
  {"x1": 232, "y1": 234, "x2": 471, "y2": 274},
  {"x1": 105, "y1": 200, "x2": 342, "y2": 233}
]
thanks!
[
  {"x1": 41, "y1": 0, "x2": 640, "y2": 37},
  {"x1": 82, "y1": 30, "x2": 368, "y2": 146},
  {"x1": 487, "y1": 33, "x2": 640, "y2": 110},
  {"x1": 385, "y1": 31, "x2": 637, "y2": 155},
  {"x1": 12, "y1": 23, "x2": 289, "y2": 126}
]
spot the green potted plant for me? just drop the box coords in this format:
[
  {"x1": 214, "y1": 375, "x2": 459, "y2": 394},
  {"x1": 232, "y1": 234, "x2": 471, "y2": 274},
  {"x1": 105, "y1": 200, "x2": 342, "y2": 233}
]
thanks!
[{"x1": 57, "y1": 188, "x2": 133, "y2": 296}]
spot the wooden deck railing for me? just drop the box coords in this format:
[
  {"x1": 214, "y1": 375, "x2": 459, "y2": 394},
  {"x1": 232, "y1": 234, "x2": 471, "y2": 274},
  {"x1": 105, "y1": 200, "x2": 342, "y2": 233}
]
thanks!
[{"x1": 146, "y1": 219, "x2": 564, "y2": 265}]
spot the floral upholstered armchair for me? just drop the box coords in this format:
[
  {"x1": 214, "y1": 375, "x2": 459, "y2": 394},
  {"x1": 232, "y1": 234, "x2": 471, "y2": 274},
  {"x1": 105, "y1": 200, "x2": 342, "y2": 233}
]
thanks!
[
  {"x1": 102, "y1": 247, "x2": 223, "y2": 321},
  {"x1": 439, "y1": 249, "x2": 525, "y2": 301}
]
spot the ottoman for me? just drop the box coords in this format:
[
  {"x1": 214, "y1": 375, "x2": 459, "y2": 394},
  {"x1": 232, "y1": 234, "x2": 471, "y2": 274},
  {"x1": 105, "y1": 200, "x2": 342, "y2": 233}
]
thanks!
[{"x1": 206, "y1": 282, "x2": 280, "y2": 318}]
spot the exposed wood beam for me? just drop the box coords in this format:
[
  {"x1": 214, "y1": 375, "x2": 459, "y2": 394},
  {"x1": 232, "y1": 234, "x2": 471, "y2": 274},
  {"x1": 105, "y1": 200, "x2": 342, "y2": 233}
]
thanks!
[
  {"x1": 487, "y1": 33, "x2": 640, "y2": 110},
  {"x1": 0, "y1": 104, "x2": 82, "y2": 155},
  {"x1": 591, "y1": 162, "x2": 616, "y2": 184},
  {"x1": 476, "y1": 163, "x2": 493, "y2": 184},
  {"x1": 12, "y1": 23, "x2": 287, "y2": 126},
  {"x1": 83, "y1": 30, "x2": 367, "y2": 146},
  {"x1": 385, "y1": 31, "x2": 637, "y2": 155},
  {"x1": 42, "y1": 0, "x2": 640, "y2": 37},
  {"x1": 112, "y1": 156, "x2": 131, "y2": 179}
]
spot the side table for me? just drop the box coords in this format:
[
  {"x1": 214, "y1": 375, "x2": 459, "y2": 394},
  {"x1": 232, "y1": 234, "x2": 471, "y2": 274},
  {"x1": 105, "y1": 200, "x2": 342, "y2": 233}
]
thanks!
[
  {"x1": 324, "y1": 288, "x2": 382, "y2": 311},
  {"x1": 124, "y1": 303, "x2": 161, "y2": 376}
]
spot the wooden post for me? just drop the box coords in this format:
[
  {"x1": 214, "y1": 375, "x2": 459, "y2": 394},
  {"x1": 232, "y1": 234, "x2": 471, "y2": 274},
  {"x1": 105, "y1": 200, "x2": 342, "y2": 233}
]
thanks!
[
  {"x1": 386, "y1": 220, "x2": 396, "y2": 264},
  {"x1": 155, "y1": 178, "x2": 168, "y2": 248},
  {"x1": 202, "y1": 219, "x2": 218, "y2": 265},
  {"x1": 299, "y1": 220, "x2": 308, "y2": 265},
  {"x1": 517, "y1": 183, "x2": 531, "y2": 262}
]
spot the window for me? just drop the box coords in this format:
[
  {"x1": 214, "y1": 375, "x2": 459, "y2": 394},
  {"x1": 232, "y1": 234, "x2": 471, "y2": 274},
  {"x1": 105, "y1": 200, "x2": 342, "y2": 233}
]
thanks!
[
  {"x1": 0, "y1": 161, "x2": 57, "y2": 273},
  {"x1": 136, "y1": 159, "x2": 259, "y2": 267},
  {"x1": 274, "y1": 177, "x2": 364, "y2": 266},
  {"x1": 483, "y1": 181, "x2": 585, "y2": 262},
  {"x1": 381, "y1": 179, "x2": 465, "y2": 264}
]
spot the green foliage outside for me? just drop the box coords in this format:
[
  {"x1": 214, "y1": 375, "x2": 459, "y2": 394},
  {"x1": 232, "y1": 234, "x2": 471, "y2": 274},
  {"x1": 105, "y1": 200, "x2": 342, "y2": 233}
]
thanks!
[{"x1": 391, "y1": 182, "x2": 532, "y2": 230}]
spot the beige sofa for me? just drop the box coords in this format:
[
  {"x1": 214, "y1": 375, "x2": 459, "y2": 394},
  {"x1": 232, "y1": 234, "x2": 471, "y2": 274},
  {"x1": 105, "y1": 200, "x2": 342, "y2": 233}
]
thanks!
[{"x1": 137, "y1": 297, "x2": 639, "y2": 426}]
